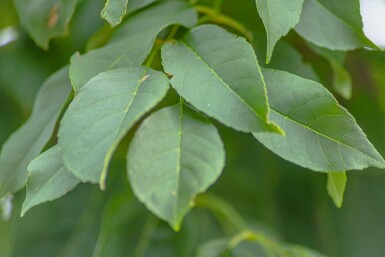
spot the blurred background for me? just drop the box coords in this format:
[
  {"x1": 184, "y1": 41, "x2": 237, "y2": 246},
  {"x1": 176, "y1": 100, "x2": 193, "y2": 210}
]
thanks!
[{"x1": 0, "y1": 0, "x2": 384, "y2": 256}]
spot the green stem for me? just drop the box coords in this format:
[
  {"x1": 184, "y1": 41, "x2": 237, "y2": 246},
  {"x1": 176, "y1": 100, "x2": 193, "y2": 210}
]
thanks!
[
  {"x1": 133, "y1": 215, "x2": 159, "y2": 257},
  {"x1": 213, "y1": 0, "x2": 224, "y2": 11},
  {"x1": 144, "y1": 25, "x2": 180, "y2": 67},
  {"x1": 195, "y1": 194, "x2": 248, "y2": 233},
  {"x1": 195, "y1": 5, "x2": 253, "y2": 42}
]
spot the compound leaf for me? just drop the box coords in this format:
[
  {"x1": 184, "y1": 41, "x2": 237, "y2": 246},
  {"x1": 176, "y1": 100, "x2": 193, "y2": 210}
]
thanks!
[
  {"x1": 127, "y1": 103, "x2": 225, "y2": 230},
  {"x1": 161, "y1": 25, "x2": 282, "y2": 134},
  {"x1": 21, "y1": 145, "x2": 80, "y2": 216},
  {"x1": 295, "y1": 0, "x2": 379, "y2": 50},
  {"x1": 13, "y1": 0, "x2": 79, "y2": 49},
  {"x1": 58, "y1": 67, "x2": 169, "y2": 187},
  {"x1": 71, "y1": 0, "x2": 197, "y2": 91},
  {"x1": 255, "y1": 0, "x2": 304, "y2": 63},
  {"x1": 254, "y1": 69, "x2": 385, "y2": 172},
  {"x1": 0, "y1": 67, "x2": 72, "y2": 198}
]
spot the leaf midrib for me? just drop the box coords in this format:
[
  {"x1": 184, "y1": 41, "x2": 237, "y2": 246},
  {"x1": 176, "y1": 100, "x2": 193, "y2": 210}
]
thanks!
[
  {"x1": 180, "y1": 40, "x2": 269, "y2": 126},
  {"x1": 271, "y1": 108, "x2": 385, "y2": 167}
]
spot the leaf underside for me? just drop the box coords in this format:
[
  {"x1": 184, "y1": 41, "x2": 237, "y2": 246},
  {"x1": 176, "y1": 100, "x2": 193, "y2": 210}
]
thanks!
[
  {"x1": 161, "y1": 24, "x2": 282, "y2": 134},
  {"x1": 127, "y1": 103, "x2": 225, "y2": 230},
  {"x1": 58, "y1": 67, "x2": 169, "y2": 187},
  {"x1": 254, "y1": 69, "x2": 385, "y2": 172}
]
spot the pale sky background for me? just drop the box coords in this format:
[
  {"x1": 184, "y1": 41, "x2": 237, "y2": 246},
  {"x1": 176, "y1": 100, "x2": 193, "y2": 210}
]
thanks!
[{"x1": 361, "y1": 0, "x2": 385, "y2": 47}]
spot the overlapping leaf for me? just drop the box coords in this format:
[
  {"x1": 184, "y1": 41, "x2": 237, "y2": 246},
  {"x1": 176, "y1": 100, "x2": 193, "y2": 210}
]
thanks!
[
  {"x1": 254, "y1": 69, "x2": 385, "y2": 172},
  {"x1": 127, "y1": 103, "x2": 225, "y2": 230},
  {"x1": 71, "y1": 0, "x2": 197, "y2": 91},
  {"x1": 21, "y1": 146, "x2": 80, "y2": 216},
  {"x1": 0, "y1": 67, "x2": 72, "y2": 198},
  {"x1": 161, "y1": 25, "x2": 282, "y2": 134},
  {"x1": 58, "y1": 67, "x2": 169, "y2": 187},
  {"x1": 101, "y1": 0, "x2": 156, "y2": 28},
  {"x1": 255, "y1": 0, "x2": 304, "y2": 63},
  {"x1": 13, "y1": 0, "x2": 79, "y2": 49},
  {"x1": 295, "y1": 0, "x2": 378, "y2": 50}
]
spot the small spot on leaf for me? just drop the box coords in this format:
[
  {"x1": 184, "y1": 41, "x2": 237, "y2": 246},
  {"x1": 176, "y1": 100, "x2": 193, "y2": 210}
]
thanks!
[{"x1": 47, "y1": 3, "x2": 60, "y2": 29}]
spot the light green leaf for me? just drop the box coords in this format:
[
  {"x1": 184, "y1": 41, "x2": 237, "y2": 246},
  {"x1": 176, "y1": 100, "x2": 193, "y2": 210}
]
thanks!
[
  {"x1": 101, "y1": 0, "x2": 156, "y2": 28},
  {"x1": 127, "y1": 103, "x2": 225, "y2": 230},
  {"x1": 21, "y1": 146, "x2": 80, "y2": 217},
  {"x1": 58, "y1": 67, "x2": 169, "y2": 187},
  {"x1": 295, "y1": 0, "x2": 379, "y2": 51},
  {"x1": 309, "y1": 44, "x2": 352, "y2": 99},
  {"x1": 13, "y1": 0, "x2": 79, "y2": 49},
  {"x1": 326, "y1": 171, "x2": 347, "y2": 208},
  {"x1": 0, "y1": 67, "x2": 72, "y2": 199},
  {"x1": 71, "y1": 0, "x2": 197, "y2": 92},
  {"x1": 254, "y1": 69, "x2": 385, "y2": 172},
  {"x1": 255, "y1": 0, "x2": 304, "y2": 63},
  {"x1": 161, "y1": 25, "x2": 282, "y2": 134}
]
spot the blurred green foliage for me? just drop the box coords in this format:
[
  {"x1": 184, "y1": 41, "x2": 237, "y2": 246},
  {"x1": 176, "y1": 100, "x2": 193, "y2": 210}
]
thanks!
[{"x1": 1, "y1": 0, "x2": 385, "y2": 256}]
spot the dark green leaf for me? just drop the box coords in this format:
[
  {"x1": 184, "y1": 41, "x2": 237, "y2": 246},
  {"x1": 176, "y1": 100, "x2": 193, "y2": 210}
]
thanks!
[
  {"x1": 295, "y1": 0, "x2": 379, "y2": 50},
  {"x1": 161, "y1": 25, "x2": 282, "y2": 134},
  {"x1": 71, "y1": 0, "x2": 197, "y2": 91},
  {"x1": 13, "y1": 0, "x2": 79, "y2": 49},
  {"x1": 255, "y1": 0, "x2": 304, "y2": 63},
  {"x1": 326, "y1": 171, "x2": 347, "y2": 208},
  {"x1": 21, "y1": 145, "x2": 80, "y2": 217},
  {"x1": 127, "y1": 103, "x2": 225, "y2": 230},
  {"x1": 58, "y1": 67, "x2": 169, "y2": 187},
  {"x1": 254, "y1": 69, "x2": 385, "y2": 172},
  {"x1": 0, "y1": 67, "x2": 72, "y2": 198}
]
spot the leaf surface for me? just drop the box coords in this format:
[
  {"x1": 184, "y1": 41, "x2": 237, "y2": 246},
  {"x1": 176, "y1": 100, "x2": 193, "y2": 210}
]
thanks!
[
  {"x1": 71, "y1": 0, "x2": 197, "y2": 91},
  {"x1": 327, "y1": 171, "x2": 347, "y2": 208},
  {"x1": 101, "y1": 0, "x2": 156, "y2": 27},
  {"x1": 295, "y1": 0, "x2": 378, "y2": 50},
  {"x1": 13, "y1": 0, "x2": 79, "y2": 49},
  {"x1": 0, "y1": 67, "x2": 72, "y2": 198},
  {"x1": 59, "y1": 67, "x2": 169, "y2": 187},
  {"x1": 161, "y1": 25, "x2": 282, "y2": 134},
  {"x1": 255, "y1": 0, "x2": 304, "y2": 63},
  {"x1": 254, "y1": 69, "x2": 385, "y2": 172},
  {"x1": 127, "y1": 103, "x2": 225, "y2": 230},
  {"x1": 21, "y1": 146, "x2": 80, "y2": 216}
]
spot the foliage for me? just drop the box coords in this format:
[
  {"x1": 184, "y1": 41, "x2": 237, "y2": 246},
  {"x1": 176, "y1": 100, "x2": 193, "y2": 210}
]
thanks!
[{"x1": 1, "y1": 0, "x2": 385, "y2": 256}]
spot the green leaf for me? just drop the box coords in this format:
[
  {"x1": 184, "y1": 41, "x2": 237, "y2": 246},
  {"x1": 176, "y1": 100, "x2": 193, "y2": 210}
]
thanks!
[
  {"x1": 161, "y1": 25, "x2": 282, "y2": 134},
  {"x1": 255, "y1": 0, "x2": 304, "y2": 63},
  {"x1": 58, "y1": 67, "x2": 169, "y2": 187},
  {"x1": 71, "y1": 0, "x2": 197, "y2": 91},
  {"x1": 0, "y1": 67, "x2": 72, "y2": 198},
  {"x1": 295, "y1": 0, "x2": 379, "y2": 51},
  {"x1": 127, "y1": 103, "x2": 225, "y2": 230},
  {"x1": 21, "y1": 146, "x2": 80, "y2": 217},
  {"x1": 309, "y1": 44, "x2": 352, "y2": 99},
  {"x1": 101, "y1": 0, "x2": 156, "y2": 28},
  {"x1": 326, "y1": 171, "x2": 347, "y2": 208},
  {"x1": 253, "y1": 69, "x2": 385, "y2": 172},
  {"x1": 13, "y1": 0, "x2": 79, "y2": 49}
]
